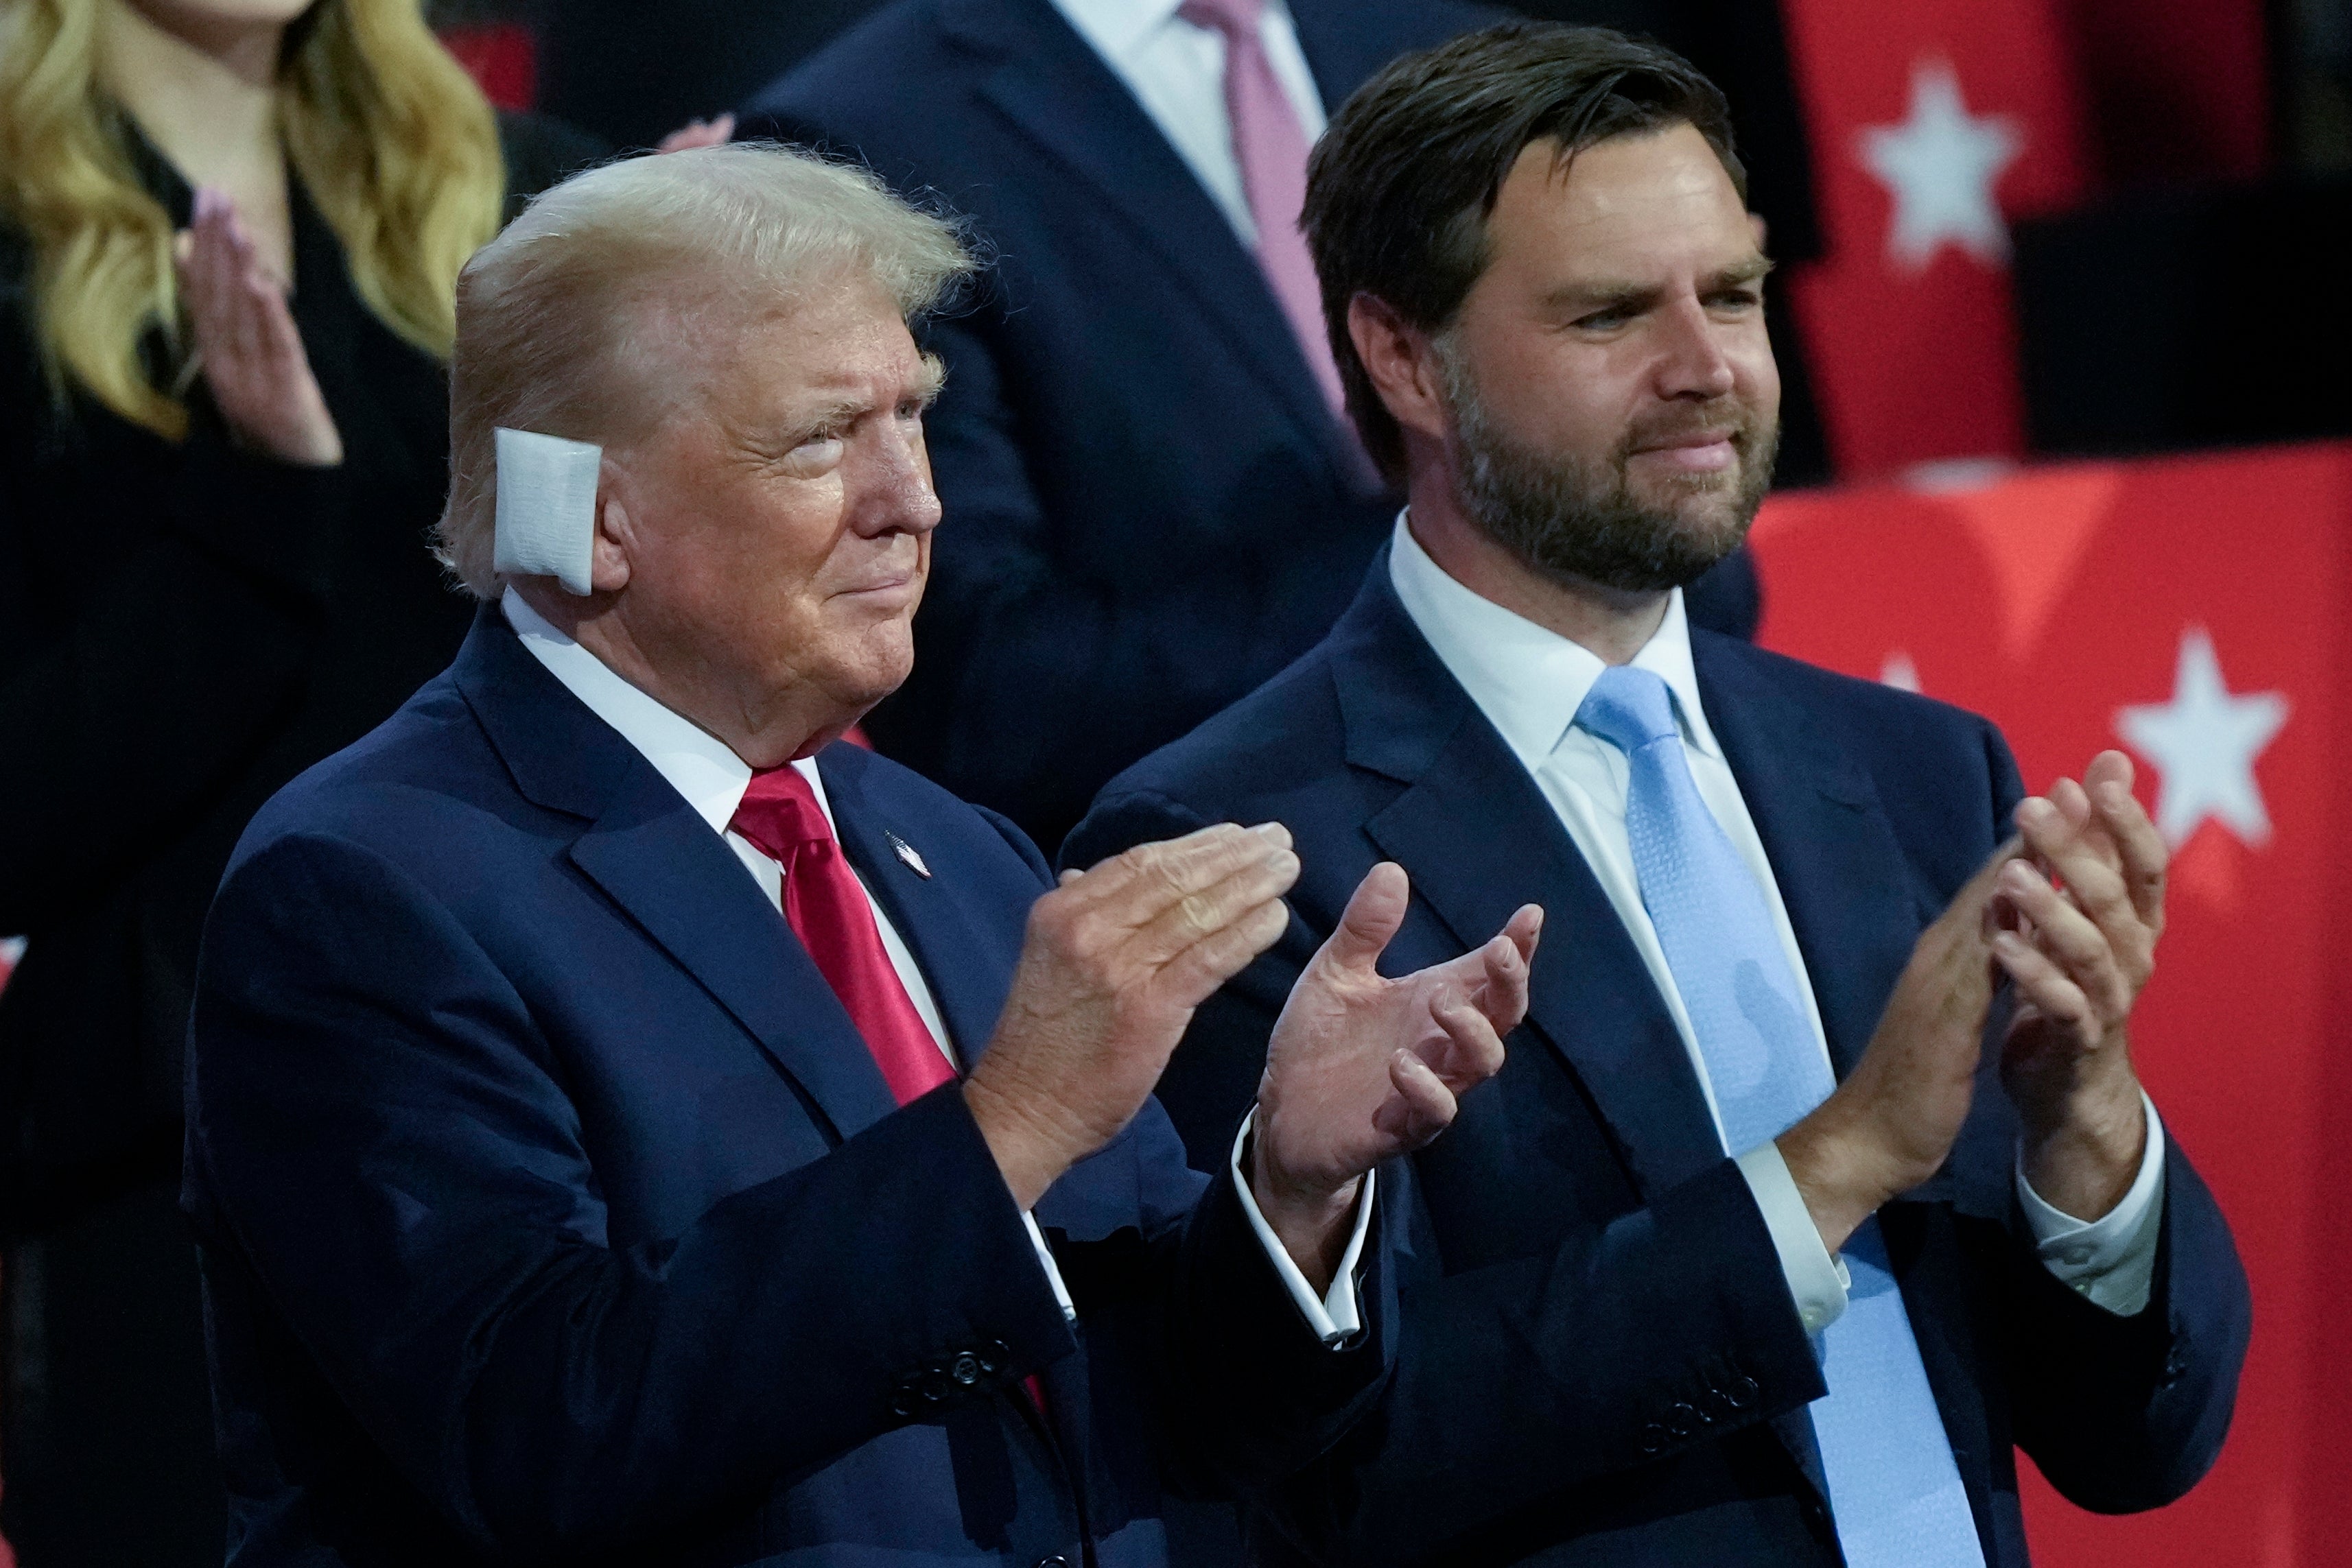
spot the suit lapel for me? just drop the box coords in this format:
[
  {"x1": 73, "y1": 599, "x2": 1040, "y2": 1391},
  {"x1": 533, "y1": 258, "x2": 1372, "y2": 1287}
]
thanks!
[
  {"x1": 817, "y1": 744, "x2": 1010, "y2": 1065},
  {"x1": 1330, "y1": 569, "x2": 1726, "y2": 1197},
  {"x1": 563, "y1": 761, "x2": 904, "y2": 1144},
  {"x1": 943, "y1": 0, "x2": 1342, "y2": 460},
  {"x1": 454, "y1": 607, "x2": 901, "y2": 1144},
  {"x1": 1693, "y1": 639, "x2": 1922, "y2": 1082},
  {"x1": 1332, "y1": 573, "x2": 1856, "y2": 1506}
]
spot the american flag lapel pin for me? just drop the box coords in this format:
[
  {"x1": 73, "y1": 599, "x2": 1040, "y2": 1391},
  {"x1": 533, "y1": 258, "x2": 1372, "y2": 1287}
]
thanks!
[{"x1": 887, "y1": 832, "x2": 931, "y2": 879}]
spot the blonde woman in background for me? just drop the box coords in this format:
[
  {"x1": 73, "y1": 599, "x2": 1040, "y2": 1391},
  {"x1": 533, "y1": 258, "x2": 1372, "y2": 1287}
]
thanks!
[{"x1": 0, "y1": 5, "x2": 633, "y2": 1561}]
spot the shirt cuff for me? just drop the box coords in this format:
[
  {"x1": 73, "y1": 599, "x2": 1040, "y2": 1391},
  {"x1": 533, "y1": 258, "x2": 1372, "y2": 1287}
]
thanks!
[
  {"x1": 2015, "y1": 1090, "x2": 2167, "y2": 1316},
  {"x1": 1020, "y1": 1210, "x2": 1080, "y2": 1323},
  {"x1": 1230, "y1": 1110, "x2": 1375, "y2": 1346},
  {"x1": 1735, "y1": 1141, "x2": 1850, "y2": 1337}
]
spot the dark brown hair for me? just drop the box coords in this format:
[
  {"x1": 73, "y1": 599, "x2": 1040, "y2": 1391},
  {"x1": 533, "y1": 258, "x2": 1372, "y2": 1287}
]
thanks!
[{"x1": 1304, "y1": 24, "x2": 1746, "y2": 480}]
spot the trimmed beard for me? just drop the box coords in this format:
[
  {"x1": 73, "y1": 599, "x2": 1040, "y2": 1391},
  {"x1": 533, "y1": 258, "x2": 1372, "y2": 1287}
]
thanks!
[{"x1": 1439, "y1": 342, "x2": 1779, "y2": 593}]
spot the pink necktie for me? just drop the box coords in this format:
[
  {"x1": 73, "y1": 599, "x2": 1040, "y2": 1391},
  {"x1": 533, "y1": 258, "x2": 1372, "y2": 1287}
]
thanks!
[{"x1": 1177, "y1": 0, "x2": 1347, "y2": 416}]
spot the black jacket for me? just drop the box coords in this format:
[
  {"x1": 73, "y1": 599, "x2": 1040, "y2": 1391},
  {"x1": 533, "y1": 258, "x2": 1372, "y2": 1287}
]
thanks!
[{"x1": 0, "y1": 110, "x2": 598, "y2": 1233}]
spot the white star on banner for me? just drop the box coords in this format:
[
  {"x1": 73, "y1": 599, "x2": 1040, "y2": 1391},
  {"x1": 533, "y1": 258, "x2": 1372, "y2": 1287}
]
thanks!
[
  {"x1": 1859, "y1": 60, "x2": 2023, "y2": 272},
  {"x1": 2113, "y1": 628, "x2": 2290, "y2": 848}
]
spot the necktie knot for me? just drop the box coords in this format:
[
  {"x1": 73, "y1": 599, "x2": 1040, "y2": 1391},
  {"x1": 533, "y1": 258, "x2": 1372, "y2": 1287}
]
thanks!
[
  {"x1": 730, "y1": 765, "x2": 832, "y2": 866},
  {"x1": 1177, "y1": 0, "x2": 1264, "y2": 42},
  {"x1": 1577, "y1": 665, "x2": 1682, "y2": 757}
]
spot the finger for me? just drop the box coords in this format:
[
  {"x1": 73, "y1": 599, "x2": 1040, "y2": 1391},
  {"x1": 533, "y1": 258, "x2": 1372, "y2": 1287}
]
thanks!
[
  {"x1": 1122, "y1": 843, "x2": 1300, "y2": 970},
  {"x1": 1992, "y1": 931, "x2": 2101, "y2": 1045},
  {"x1": 254, "y1": 273, "x2": 310, "y2": 370},
  {"x1": 1940, "y1": 835, "x2": 2027, "y2": 938},
  {"x1": 2084, "y1": 749, "x2": 2135, "y2": 798},
  {"x1": 1058, "y1": 868, "x2": 1083, "y2": 886},
  {"x1": 2045, "y1": 776, "x2": 2097, "y2": 836},
  {"x1": 1372, "y1": 1049, "x2": 1458, "y2": 1149},
  {"x1": 1506, "y1": 903, "x2": 1544, "y2": 966},
  {"x1": 1320, "y1": 862, "x2": 1409, "y2": 973},
  {"x1": 1426, "y1": 987, "x2": 1507, "y2": 1092},
  {"x1": 1149, "y1": 893, "x2": 1293, "y2": 1011},
  {"x1": 1997, "y1": 862, "x2": 2129, "y2": 1019},
  {"x1": 1066, "y1": 822, "x2": 1288, "y2": 925},
  {"x1": 1473, "y1": 927, "x2": 1531, "y2": 1034},
  {"x1": 2014, "y1": 797, "x2": 2139, "y2": 951},
  {"x1": 2088, "y1": 767, "x2": 2167, "y2": 927}
]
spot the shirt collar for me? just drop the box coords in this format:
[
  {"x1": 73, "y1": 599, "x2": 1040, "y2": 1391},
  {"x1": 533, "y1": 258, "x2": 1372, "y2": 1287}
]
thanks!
[
  {"x1": 1385, "y1": 513, "x2": 1724, "y2": 770},
  {"x1": 1051, "y1": 0, "x2": 1188, "y2": 61},
  {"x1": 500, "y1": 586, "x2": 834, "y2": 838}
]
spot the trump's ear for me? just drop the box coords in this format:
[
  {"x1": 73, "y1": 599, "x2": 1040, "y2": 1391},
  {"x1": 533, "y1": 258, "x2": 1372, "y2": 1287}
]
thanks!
[
  {"x1": 590, "y1": 457, "x2": 635, "y2": 594},
  {"x1": 1348, "y1": 293, "x2": 1448, "y2": 447}
]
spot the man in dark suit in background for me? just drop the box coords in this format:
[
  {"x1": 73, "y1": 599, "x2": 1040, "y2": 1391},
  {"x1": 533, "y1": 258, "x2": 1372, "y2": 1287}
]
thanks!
[
  {"x1": 741, "y1": 0, "x2": 1764, "y2": 855},
  {"x1": 183, "y1": 145, "x2": 1533, "y2": 1567},
  {"x1": 1068, "y1": 27, "x2": 2249, "y2": 1566}
]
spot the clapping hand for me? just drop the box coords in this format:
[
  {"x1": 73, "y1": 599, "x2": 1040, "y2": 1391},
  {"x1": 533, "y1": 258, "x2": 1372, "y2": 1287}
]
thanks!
[
  {"x1": 174, "y1": 187, "x2": 342, "y2": 467},
  {"x1": 1251, "y1": 863, "x2": 1540, "y2": 1286},
  {"x1": 1991, "y1": 750, "x2": 2162, "y2": 1220}
]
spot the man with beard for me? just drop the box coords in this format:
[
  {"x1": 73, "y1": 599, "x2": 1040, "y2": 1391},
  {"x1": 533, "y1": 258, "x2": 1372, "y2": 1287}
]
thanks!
[{"x1": 1062, "y1": 25, "x2": 2249, "y2": 1568}]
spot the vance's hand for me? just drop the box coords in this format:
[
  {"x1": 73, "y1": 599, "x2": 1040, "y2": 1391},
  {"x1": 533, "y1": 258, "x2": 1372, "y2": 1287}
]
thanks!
[
  {"x1": 965, "y1": 822, "x2": 1298, "y2": 1209},
  {"x1": 174, "y1": 187, "x2": 343, "y2": 467},
  {"x1": 1251, "y1": 863, "x2": 1540, "y2": 1287},
  {"x1": 1778, "y1": 837, "x2": 2020, "y2": 1253},
  {"x1": 1995, "y1": 749, "x2": 2161, "y2": 1220}
]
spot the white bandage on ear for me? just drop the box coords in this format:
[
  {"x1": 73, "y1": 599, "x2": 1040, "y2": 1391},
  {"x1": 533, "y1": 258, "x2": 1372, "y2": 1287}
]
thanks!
[{"x1": 493, "y1": 427, "x2": 603, "y2": 597}]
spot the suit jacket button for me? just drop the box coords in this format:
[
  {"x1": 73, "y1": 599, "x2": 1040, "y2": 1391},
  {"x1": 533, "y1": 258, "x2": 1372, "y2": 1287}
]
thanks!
[
  {"x1": 1638, "y1": 1423, "x2": 1669, "y2": 1456},
  {"x1": 890, "y1": 1388, "x2": 917, "y2": 1418},
  {"x1": 952, "y1": 1351, "x2": 985, "y2": 1386},
  {"x1": 980, "y1": 1340, "x2": 1012, "y2": 1374},
  {"x1": 1035, "y1": 1557, "x2": 1071, "y2": 1568},
  {"x1": 1727, "y1": 1374, "x2": 1760, "y2": 1408},
  {"x1": 1666, "y1": 1402, "x2": 1701, "y2": 1439}
]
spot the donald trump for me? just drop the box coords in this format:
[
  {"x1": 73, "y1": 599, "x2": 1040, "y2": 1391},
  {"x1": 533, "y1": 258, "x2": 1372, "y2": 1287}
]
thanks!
[{"x1": 183, "y1": 145, "x2": 1538, "y2": 1567}]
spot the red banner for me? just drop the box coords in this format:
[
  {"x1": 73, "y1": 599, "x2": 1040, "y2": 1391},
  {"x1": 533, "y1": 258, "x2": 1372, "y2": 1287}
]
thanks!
[
  {"x1": 1778, "y1": 0, "x2": 2090, "y2": 475},
  {"x1": 1750, "y1": 442, "x2": 2352, "y2": 1567}
]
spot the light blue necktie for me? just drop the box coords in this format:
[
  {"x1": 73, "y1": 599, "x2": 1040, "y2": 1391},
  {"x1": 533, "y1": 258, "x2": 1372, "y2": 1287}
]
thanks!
[{"x1": 1577, "y1": 665, "x2": 1984, "y2": 1568}]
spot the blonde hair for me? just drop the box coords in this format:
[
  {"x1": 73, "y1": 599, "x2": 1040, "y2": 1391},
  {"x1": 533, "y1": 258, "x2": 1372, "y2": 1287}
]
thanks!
[
  {"x1": 0, "y1": 0, "x2": 504, "y2": 440},
  {"x1": 433, "y1": 143, "x2": 974, "y2": 599}
]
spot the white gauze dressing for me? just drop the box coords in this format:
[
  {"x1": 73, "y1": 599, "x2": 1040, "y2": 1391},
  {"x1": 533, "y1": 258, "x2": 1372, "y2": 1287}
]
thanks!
[{"x1": 492, "y1": 428, "x2": 602, "y2": 596}]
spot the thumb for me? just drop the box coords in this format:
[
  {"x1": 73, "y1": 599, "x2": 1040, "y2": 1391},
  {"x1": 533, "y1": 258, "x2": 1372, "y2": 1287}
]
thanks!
[{"x1": 1321, "y1": 862, "x2": 1409, "y2": 974}]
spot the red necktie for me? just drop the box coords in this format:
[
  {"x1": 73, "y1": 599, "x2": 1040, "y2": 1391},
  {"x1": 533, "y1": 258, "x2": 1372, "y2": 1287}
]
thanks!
[
  {"x1": 730, "y1": 766, "x2": 1051, "y2": 1416},
  {"x1": 729, "y1": 765, "x2": 954, "y2": 1106}
]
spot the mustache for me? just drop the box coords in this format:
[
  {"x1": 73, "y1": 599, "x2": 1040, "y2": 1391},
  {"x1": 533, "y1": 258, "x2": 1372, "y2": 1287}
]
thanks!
[{"x1": 1615, "y1": 401, "x2": 1761, "y2": 462}]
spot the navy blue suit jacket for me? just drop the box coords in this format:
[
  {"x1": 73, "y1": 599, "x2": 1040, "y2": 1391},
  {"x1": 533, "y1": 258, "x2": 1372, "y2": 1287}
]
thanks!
[
  {"x1": 183, "y1": 608, "x2": 1390, "y2": 1568},
  {"x1": 742, "y1": 0, "x2": 1762, "y2": 853},
  {"x1": 1063, "y1": 556, "x2": 2250, "y2": 1567}
]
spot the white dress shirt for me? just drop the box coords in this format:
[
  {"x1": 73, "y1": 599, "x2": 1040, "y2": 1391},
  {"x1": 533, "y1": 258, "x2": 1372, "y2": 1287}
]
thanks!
[
  {"x1": 1050, "y1": 0, "x2": 1326, "y2": 246},
  {"x1": 501, "y1": 589, "x2": 1369, "y2": 1340},
  {"x1": 1385, "y1": 519, "x2": 2168, "y2": 1325}
]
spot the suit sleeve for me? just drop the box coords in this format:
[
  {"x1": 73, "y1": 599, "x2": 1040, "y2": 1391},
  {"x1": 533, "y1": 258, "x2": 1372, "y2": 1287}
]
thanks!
[
  {"x1": 1978, "y1": 718, "x2": 2252, "y2": 1511},
  {"x1": 1124, "y1": 1104, "x2": 1397, "y2": 1501},
  {"x1": 1066, "y1": 791, "x2": 1834, "y2": 1564},
  {"x1": 974, "y1": 794, "x2": 1397, "y2": 1495},
  {"x1": 187, "y1": 830, "x2": 1077, "y2": 1558}
]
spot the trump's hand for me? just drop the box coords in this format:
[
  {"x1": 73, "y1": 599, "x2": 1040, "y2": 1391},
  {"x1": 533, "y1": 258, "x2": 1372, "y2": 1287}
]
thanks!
[
  {"x1": 966, "y1": 823, "x2": 1298, "y2": 1209},
  {"x1": 1993, "y1": 750, "x2": 2161, "y2": 1222},
  {"x1": 1251, "y1": 864, "x2": 1539, "y2": 1289}
]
